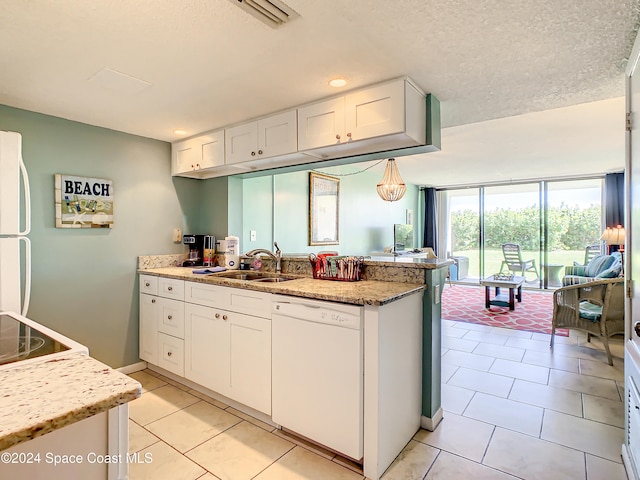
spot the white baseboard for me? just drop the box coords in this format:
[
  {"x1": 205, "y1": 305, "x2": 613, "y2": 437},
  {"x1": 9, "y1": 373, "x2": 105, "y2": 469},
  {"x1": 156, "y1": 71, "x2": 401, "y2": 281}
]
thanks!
[
  {"x1": 622, "y1": 444, "x2": 636, "y2": 479},
  {"x1": 421, "y1": 408, "x2": 443, "y2": 432},
  {"x1": 146, "y1": 364, "x2": 275, "y2": 426},
  {"x1": 116, "y1": 361, "x2": 147, "y2": 375}
]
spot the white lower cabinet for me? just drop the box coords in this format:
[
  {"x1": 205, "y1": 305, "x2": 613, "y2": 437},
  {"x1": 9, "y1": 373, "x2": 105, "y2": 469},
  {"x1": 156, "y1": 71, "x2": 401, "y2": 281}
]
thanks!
[
  {"x1": 183, "y1": 303, "x2": 229, "y2": 394},
  {"x1": 227, "y1": 313, "x2": 271, "y2": 414},
  {"x1": 158, "y1": 332, "x2": 184, "y2": 376},
  {"x1": 141, "y1": 277, "x2": 272, "y2": 416},
  {"x1": 139, "y1": 293, "x2": 159, "y2": 365},
  {"x1": 184, "y1": 302, "x2": 271, "y2": 414},
  {"x1": 139, "y1": 275, "x2": 185, "y2": 375}
]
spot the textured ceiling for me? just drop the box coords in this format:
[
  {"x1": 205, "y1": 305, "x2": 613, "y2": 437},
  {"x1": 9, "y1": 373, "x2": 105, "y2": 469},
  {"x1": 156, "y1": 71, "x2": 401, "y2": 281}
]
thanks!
[{"x1": 0, "y1": 0, "x2": 638, "y2": 186}]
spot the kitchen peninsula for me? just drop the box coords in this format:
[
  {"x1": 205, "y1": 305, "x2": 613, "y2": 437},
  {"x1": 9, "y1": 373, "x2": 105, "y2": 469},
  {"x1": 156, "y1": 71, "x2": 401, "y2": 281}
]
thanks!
[
  {"x1": 138, "y1": 253, "x2": 451, "y2": 480},
  {"x1": 0, "y1": 328, "x2": 141, "y2": 479}
]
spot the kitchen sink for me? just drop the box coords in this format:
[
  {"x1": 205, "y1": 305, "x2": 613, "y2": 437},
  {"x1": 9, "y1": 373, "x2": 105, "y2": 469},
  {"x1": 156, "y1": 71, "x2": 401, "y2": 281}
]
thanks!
[
  {"x1": 253, "y1": 277, "x2": 292, "y2": 283},
  {"x1": 210, "y1": 271, "x2": 297, "y2": 282}
]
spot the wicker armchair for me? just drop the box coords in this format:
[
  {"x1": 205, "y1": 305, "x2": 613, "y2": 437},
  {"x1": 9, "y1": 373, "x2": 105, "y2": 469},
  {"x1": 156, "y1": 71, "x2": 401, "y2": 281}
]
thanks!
[{"x1": 550, "y1": 277, "x2": 624, "y2": 365}]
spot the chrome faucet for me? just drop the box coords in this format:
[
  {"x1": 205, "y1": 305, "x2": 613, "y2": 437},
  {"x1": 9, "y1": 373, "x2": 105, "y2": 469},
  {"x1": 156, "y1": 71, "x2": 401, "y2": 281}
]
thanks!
[{"x1": 245, "y1": 241, "x2": 282, "y2": 273}]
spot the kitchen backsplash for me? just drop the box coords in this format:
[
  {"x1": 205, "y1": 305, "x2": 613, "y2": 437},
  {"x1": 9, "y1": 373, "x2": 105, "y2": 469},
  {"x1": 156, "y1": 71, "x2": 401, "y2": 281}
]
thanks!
[
  {"x1": 138, "y1": 254, "x2": 448, "y2": 284},
  {"x1": 137, "y1": 253, "x2": 188, "y2": 269}
]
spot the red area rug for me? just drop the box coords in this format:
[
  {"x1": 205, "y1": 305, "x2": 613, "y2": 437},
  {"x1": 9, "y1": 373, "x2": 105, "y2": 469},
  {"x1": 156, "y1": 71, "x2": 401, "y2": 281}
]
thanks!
[{"x1": 441, "y1": 285, "x2": 569, "y2": 336}]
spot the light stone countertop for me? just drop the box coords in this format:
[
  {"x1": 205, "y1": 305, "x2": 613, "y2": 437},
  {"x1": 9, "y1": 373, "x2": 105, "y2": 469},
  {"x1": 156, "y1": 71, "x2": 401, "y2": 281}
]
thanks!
[
  {"x1": 139, "y1": 266, "x2": 426, "y2": 306},
  {"x1": 0, "y1": 353, "x2": 141, "y2": 451}
]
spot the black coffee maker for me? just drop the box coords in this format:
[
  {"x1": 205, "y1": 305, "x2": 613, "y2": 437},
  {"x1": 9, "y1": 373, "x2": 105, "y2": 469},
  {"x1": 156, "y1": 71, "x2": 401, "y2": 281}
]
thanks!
[{"x1": 182, "y1": 234, "x2": 215, "y2": 267}]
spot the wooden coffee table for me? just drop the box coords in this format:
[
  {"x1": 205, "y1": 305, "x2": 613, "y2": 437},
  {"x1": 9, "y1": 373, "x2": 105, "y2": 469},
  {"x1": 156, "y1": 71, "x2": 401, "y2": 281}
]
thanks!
[{"x1": 480, "y1": 275, "x2": 525, "y2": 310}]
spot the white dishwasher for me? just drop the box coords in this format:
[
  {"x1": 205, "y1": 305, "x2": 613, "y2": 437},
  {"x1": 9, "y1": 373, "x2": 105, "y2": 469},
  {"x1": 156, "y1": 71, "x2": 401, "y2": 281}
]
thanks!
[{"x1": 272, "y1": 295, "x2": 364, "y2": 460}]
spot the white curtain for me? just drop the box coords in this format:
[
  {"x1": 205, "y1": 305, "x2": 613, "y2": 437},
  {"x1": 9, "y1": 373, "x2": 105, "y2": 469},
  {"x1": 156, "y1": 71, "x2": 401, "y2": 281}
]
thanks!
[{"x1": 436, "y1": 190, "x2": 450, "y2": 259}]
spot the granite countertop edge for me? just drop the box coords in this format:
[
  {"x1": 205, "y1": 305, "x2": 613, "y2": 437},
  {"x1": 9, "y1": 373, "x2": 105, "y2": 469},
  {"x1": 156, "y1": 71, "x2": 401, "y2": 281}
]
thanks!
[
  {"x1": 138, "y1": 267, "x2": 426, "y2": 306},
  {"x1": 0, "y1": 353, "x2": 142, "y2": 451}
]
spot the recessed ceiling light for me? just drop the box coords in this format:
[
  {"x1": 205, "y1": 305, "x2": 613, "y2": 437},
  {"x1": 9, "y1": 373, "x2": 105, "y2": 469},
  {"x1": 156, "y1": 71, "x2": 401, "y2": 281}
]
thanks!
[
  {"x1": 174, "y1": 129, "x2": 187, "y2": 135},
  {"x1": 329, "y1": 78, "x2": 347, "y2": 88}
]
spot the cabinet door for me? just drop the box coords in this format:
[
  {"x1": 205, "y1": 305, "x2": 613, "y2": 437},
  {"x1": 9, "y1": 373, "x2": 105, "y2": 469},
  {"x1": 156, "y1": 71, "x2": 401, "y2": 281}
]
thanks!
[
  {"x1": 297, "y1": 97, "x2": 345, "y2": 151},
  {"x1": 139, "y1": 293, "x2": 159, "y2": 364},
  {"x1": 225, "y1": 122, "x2": 258, "y2": 165},
  {"x1": 171, "y1": 138, "x2": 199, "y2": 175},
  {"x1": 257, "y1": 110, "x2": 297, "y2": 158},
  {"x1": 158, "y1": 332, "x2": 184, "y2": 376},
  {"x1": 158, "y1": 297, "x2": 185, "y2": 339},
  {"x1": 228, "y1": 313, "x2": 271, "y2": 414},
  {"x1": 345, "y1": 80, "x2": 405, "y2": 141},
  {"x1": 200, "y1": 130, "x2": 225, "y2": 169},
  {"x1": 184, "y1": 303, "x2": 229, "y2": 393}
]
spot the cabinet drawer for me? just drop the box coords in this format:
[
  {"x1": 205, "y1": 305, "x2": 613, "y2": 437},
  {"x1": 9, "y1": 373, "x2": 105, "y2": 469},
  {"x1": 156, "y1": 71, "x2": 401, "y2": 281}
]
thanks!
[
  {"x1": 185, "y1": 281, "x2": 229, "y2": 307},
  {"x1": 158, "y1": 332, "x2": 184, "y2": 376},
  {"x1": 228, "y1": 288, "x2": 272, "y2": 318},
  {"x1": 158, "y1": 298, "x2": 185, "y2": 339},
  {"x1": 158, "y1": 278, "x2": 185, "y2": 300},
  {"x1": 185, "y1": 281, "x2": 272, "y2": 318},
  {"x1": 140, "y1": 275, "x2": 158, "y2": 295}
]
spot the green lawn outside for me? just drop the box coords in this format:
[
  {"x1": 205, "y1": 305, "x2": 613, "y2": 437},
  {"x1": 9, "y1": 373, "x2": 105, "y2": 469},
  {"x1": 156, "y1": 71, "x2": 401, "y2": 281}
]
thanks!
[{"x1": 451, "y1": 248, "x2": 591, "y2": 282}]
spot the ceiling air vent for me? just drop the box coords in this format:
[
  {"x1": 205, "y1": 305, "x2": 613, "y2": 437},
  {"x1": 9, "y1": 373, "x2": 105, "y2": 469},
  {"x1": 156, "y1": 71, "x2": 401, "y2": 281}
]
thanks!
[{"x1": 231, "y1": 0, "x2": 300, "y2": 28}]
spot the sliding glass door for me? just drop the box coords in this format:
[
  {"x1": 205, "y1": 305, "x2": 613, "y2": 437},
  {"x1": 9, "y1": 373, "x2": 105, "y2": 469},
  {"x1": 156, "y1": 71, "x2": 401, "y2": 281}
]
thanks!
[
  {"x1": 544, "y1": 179, "x2": 603, "y2": 287},
  {"x1": 442, "y1": 178, "x2": 603, "y2": 289},
  {"x1": 484, "y1": 184, "x2": 541, "y2": 284},
  {"x1": 447, "y1": 189, "x2": 480, "y2": 282}
]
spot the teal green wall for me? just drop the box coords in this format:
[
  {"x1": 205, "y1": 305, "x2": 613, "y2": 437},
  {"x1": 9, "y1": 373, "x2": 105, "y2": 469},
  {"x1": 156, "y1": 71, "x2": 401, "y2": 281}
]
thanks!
[
  {"x1": 240, "y1": 163, "x2": 421, "y2": 256},
  {"x1": 241, "y1": 176, "x2": 273, "y2": 251},
  {"x1": 0, "y1": 105, "x2": 200, "y2": 368},
  {"x1": 196, "y1": 176, "x2": 245, "y2": 244}
]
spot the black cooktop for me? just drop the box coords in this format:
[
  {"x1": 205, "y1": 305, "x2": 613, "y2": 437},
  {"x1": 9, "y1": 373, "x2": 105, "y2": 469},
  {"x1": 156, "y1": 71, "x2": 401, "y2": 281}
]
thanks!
[{"x1": 0, "y1": 314, "x2": 70, "y2": 366}]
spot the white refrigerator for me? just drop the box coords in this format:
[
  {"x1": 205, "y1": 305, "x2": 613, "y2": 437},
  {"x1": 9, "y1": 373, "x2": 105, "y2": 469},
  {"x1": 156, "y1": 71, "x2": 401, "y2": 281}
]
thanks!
[
  {"x1": 0, "y1": 130, "x2": 31, "y2": 316},
  {"x1": 0, "y1": 131, "x2": 31, "y2": 360}
]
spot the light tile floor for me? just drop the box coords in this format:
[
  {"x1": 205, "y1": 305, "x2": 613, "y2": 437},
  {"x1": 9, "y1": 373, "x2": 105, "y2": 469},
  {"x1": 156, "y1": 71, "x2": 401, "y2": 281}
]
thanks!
[{"x1": 127, "y1": 319, "x2": 629, "y2": 480}]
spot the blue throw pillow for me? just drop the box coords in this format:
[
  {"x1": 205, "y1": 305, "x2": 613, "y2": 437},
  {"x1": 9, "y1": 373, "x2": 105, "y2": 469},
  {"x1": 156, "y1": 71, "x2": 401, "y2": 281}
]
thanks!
[
  {"x1": 596, "y1": 264, "x2": 622, "y2": 278},
  {"x1": 585, "y1": 255, "x2": 616, "y2": 277}
]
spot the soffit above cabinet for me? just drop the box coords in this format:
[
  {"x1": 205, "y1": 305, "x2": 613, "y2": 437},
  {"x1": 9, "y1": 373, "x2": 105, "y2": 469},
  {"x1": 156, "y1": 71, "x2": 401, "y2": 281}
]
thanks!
[{"x1": 171, "y1": 77, "x2": 440, "y2": 180}]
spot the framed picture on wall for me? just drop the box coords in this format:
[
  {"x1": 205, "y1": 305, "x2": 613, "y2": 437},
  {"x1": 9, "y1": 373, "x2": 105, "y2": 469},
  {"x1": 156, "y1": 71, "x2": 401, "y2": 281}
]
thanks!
[
  {"x1": 54, "y1": 174, "x2": 114, "y2": 228},
  {"x1": 309, "y1": 172, "x2": 339, "y2": 245}
]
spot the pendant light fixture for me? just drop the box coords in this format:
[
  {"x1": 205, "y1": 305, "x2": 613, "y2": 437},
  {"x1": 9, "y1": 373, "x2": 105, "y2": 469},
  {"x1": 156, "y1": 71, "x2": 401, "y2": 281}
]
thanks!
[{"x1": 376, "y1": 158, "x2": 406, "y2": 202}]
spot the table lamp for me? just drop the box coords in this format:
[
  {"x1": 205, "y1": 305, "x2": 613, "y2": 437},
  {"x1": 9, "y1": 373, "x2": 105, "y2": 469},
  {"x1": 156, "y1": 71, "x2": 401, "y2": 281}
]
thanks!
[{"x1": 600, "y1": 225, "x2": 626, "y2": 254}]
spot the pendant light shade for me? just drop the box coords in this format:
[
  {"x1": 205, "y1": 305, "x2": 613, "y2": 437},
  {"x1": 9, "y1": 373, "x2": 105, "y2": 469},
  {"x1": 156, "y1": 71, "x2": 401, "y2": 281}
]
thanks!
[{"x1": 377, "y1": 158, "x2": 406, "y2": 202}]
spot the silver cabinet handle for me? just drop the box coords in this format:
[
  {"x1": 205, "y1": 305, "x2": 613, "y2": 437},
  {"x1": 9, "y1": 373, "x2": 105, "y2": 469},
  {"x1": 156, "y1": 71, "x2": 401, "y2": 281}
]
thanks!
[
  {"x1": 145, "y1": 282, "x2": 150, "y2": 287},
  {"x1": 151, "y1": 299, "x2": 156, "y2": 304},
  {"x1": 167, "y1": 315, "x2": 173, "y2": 320},
  {"x1": 258, "y1": 149, "x2": 263, "y2": 155},
  {"x1": 168, "y1": 286, "x2": 173, "y2": 291},
  {"x1": 167, "y1": 351, "x2": 172, "y2": 357},
  {"x1": 215, "y1": 313, "x2": 220, "y2": 319},
  {"x1": 223, "y1": 315, "x2": 228, "y2": 321},
  {"x1": 251, "y1": 151, "x2": 256, "y2": 156},
  {"x1": 336, "y1": 134, "x2": 341, "y2": 140},
  {"x1": 347, "y1": 132, "x2": 352, "y2": 138}
]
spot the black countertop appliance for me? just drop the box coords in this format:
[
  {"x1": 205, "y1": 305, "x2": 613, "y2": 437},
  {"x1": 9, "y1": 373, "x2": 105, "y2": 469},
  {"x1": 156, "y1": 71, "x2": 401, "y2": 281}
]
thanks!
[{"x1": 182, "y1": 234, "x2": 215, "y2": 267}]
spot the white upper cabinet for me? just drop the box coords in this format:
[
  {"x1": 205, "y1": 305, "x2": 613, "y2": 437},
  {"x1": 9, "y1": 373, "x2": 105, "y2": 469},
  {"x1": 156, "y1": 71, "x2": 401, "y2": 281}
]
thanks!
[
  {"x1": 298, "y1": 78, "x2": 425, "y2": 159},
  {"x1": 171, "y1": 77, "x2": 437, "y2": 179},
  {"x1": 296, "y1": 97, "x2": 345, "y2": 152},
  {"x1": 225, "y1": 122, "x2": 258, "y2": 165},
  {"x1": 172, "y1": 137, "x2": 198, "y2": 176},
  {"x1": 200, "y1": 131, "x2": 225, "y2": 169},
  {"x1": 225, "y1": 110, "x2": 297, "y2": 165},
  {"x1": 346, "y1": 80, "x2": 406, "y2": 140},
  {"x1": 171, "y1": 130, "x2": 225, "y2": 177}
]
